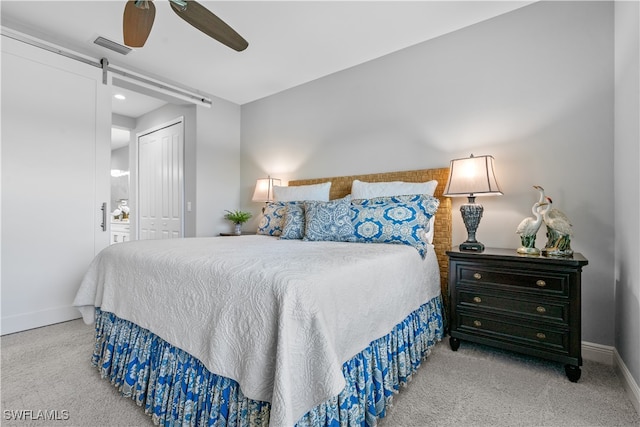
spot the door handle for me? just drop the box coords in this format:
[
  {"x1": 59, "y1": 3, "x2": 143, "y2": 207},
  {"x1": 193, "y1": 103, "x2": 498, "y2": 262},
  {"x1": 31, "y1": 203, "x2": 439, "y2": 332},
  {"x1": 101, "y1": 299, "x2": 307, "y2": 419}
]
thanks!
[{"x1": 100, "y1": 202, "x2": 107, "y2": 231}]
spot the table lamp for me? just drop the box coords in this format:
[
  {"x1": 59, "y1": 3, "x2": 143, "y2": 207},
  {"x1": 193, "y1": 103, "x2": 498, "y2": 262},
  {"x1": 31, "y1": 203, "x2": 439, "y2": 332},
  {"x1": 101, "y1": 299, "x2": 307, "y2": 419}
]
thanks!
[
  {"x1": 252, "y1": 176, "x2": 281, "y2": 211},
  {"x1": 444, "y1": 154, "x2": 502, "y2": 252}
]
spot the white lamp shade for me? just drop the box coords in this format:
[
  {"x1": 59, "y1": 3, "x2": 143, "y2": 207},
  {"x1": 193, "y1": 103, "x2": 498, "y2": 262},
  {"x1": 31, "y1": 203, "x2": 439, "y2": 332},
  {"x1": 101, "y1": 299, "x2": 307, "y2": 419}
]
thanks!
[
  {"x1": 252, "y1": 177, "x2": 281, "y2": 202},
  {"x1": 444, "y1": 154, "x2": 502, "y2": 197}
]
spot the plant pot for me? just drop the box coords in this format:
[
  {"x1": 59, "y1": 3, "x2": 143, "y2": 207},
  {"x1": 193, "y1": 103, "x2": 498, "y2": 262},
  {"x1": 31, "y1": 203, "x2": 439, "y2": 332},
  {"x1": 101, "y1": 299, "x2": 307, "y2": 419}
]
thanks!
[{"x1": 234, "y1": 223, "x2": 242, "y2": 235}]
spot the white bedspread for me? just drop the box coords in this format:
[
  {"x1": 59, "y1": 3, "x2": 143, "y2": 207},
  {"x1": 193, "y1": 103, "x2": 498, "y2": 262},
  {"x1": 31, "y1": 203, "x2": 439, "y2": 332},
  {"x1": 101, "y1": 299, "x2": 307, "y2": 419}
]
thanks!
[{"x1": 74, "y1": 235, "x2": 440, "y2": 426}]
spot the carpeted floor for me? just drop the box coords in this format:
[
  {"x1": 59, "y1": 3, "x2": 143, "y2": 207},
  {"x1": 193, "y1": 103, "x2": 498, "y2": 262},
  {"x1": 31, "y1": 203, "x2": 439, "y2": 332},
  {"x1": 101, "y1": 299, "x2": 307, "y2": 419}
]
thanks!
[{"x1": 1, "y1": 319, "x2": 638, "y2": 427}]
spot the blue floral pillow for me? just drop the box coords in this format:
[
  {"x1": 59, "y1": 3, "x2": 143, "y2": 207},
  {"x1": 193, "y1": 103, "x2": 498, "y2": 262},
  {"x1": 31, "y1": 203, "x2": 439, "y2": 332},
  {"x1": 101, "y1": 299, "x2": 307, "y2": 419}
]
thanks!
[
  {"x1": 280, "y1": 204, "x2": 305, "y2": 240},
  {"x1": 303, "y1": 196, "x2": 356, "y2": 242},
  {"x1": 257, "y1": 201, "x2": 301, "y2": 236},
  {"x1": 350, "y1": 194, "x2": 440, "y2": 257}
]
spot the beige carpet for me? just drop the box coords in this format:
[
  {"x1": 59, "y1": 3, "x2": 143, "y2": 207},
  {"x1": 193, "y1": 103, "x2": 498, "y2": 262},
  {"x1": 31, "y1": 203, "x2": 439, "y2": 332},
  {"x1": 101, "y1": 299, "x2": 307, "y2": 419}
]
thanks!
[{"x1": 1, "y1": 319, "x2": 638, "y2": 427}]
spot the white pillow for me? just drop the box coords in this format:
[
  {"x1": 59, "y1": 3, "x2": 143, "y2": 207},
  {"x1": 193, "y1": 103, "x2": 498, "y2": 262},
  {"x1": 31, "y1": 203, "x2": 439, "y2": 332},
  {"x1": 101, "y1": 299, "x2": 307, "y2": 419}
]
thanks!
[
  {"x1": 351, "y1": 179, "x2": 438, "y2": 199},
  {"x1": 273, "y1": 182, "x2": 331, "y2": 202},
  {"x1": 351, "y1": 179, "x2": 438, "y2": 243}
]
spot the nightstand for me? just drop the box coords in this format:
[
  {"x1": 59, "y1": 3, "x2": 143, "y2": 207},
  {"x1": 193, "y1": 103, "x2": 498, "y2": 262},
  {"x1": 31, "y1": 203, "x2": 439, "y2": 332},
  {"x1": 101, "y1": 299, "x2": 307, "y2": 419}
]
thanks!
[{"x1": 447, "y1": 248, "x2": 588, "y2": 382}]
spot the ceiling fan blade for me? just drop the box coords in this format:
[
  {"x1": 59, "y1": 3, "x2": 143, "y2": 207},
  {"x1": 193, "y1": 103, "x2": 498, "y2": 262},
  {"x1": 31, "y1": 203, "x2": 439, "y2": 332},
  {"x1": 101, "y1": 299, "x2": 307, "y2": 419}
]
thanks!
[
  {"x1": 169, "y1": 0, "x2": 248, "y2": 52},
  {"x1": 123, "y1": 0, "x2": 156, "y2": 48}
]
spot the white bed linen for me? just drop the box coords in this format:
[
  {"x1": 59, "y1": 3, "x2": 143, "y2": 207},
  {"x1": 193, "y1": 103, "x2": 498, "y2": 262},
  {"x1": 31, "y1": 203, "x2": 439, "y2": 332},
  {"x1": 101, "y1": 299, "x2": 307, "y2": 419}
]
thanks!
[{"x1": 74, "y1": 235, "x2": 440, "y2": 427}]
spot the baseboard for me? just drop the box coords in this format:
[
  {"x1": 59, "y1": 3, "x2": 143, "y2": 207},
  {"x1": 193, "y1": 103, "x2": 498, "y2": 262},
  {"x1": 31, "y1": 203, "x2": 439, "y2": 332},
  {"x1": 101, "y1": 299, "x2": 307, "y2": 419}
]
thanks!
[
  {"x1": 1, "y1": 306, "x2": 81, "y2": 336},
  {"x1": 614, "y1": 348, "x2": 640, "y2": 416},
  {"x1": 582, "y1": 341, "x2": 615, "y2": 365}
]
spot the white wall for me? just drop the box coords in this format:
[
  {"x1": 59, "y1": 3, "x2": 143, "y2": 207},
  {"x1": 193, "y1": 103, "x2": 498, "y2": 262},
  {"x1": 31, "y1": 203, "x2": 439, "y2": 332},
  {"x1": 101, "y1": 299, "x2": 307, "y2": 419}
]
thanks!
[
  {"x1": 614, "y1": 0, "x2": 640, "y2": 391},
  {"x1": 241, "y1": 1, "x2": 615, "y2": 345}
]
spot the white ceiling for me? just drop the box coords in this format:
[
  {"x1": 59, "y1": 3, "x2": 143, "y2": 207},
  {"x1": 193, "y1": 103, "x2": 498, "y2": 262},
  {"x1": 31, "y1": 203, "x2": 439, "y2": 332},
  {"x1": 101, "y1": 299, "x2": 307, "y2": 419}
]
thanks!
[
  {"x1": 111, "y1": 86, "x2": 169, "y2": 118},
  {"x1": 2, "y1": 0, "x2": 534, "y2": 114}
]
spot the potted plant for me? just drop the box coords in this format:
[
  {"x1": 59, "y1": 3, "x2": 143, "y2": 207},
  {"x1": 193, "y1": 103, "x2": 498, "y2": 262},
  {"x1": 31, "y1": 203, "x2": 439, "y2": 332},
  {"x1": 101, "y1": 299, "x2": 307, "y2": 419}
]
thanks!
[{"x1": 224, "y1": 210, "x2": 252, "y2": 235}]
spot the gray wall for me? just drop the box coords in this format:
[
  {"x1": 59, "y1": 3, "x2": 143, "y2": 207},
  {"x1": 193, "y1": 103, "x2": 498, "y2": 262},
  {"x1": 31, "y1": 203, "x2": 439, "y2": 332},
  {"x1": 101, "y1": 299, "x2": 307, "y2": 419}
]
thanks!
[
  {"x1": 614, "y1": 0, "x2": 640, "y2": 389},
  {"x1": 241, "y1": 1, "x2": 615, "y2": 345},
  {"x1": 196, "y1": 97, "x2": 242, "y2": 236}
]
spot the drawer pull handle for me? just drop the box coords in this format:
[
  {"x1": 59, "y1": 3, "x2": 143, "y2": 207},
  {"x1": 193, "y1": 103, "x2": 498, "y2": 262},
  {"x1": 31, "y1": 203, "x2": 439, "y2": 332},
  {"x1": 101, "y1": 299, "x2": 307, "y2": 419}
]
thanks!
[
  {"x1": 473, "y1": 320, "x2": 482, "y2": 327},
  {"x1": 536, "y1": 306, "x2": 546, "y2": 314},
  {"x1": 536, "y1": 279, "x2": 547, "y2": 287},
  {"x1": 536, "y1": 332, "x2": 546, "y2": 340},
  {"x1": 473, "y1": 296, "x2": 482, "y2": 303},
  {"x1": 473, "y1": 273, "x2": 482, "y2": 280}
]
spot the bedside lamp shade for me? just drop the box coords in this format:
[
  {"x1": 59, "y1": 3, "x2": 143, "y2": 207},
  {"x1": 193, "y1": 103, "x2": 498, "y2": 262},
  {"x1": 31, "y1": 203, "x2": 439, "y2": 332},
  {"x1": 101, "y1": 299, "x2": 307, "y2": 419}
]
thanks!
[
  {"x1": 252, "y1": 176, "x2": 281, "y2": 203},
  {"x1": 444, "y1": 154, "x2": 502, "y2": 252},
  {"x1": 444, "y1": 154, "x2": 502, "y2": 197}
]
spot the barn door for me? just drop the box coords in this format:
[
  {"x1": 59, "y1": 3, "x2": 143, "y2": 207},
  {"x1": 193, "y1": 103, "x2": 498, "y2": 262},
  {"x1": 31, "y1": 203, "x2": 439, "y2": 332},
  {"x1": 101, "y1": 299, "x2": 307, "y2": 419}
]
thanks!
[
  {"x1": 1, "y1": 36, "x2": 110, "y2": 334},
  {"x1": 137, "y1": 120, "x2": 184, "y2": 240}
]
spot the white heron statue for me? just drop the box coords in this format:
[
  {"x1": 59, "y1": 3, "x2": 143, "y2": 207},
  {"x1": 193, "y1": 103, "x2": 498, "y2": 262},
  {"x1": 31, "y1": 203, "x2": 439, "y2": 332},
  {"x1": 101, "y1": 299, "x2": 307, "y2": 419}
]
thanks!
[
  {"x1": 534, "y1": 185, "x2": 571, "y2": 223},
  {"x1": 516, "y1": 201, "x2": 546, "y2": 254},
  {"x1": 541, "y1": 196, "x2": 573, "y2": 256}
]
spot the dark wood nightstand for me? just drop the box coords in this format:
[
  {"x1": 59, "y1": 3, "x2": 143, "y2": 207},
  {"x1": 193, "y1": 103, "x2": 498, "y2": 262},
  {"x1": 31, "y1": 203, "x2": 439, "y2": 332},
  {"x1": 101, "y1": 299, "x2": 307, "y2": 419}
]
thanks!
[
  {"x1": 447, "y1": 248, "x2": 588, "y2": 382},
  {"x1": 219, "y1": 232, "x2": 257, "y2": 236}
]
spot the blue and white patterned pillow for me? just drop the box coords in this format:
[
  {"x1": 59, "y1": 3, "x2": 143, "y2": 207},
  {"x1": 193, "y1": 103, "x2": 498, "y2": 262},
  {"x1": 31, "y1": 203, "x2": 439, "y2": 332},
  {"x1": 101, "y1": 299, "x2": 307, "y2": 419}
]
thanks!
[
  {"x1": 257, "y1": 201, "x2": 301, "y2": 236},
  {"x1": 303, "y1": 196, "x2": 356, "y2": 242},
  {"x1": 280, "y1": 204, "x2": 305, "y2": 240},
  {"x1": 350, "y1": 194, "x2": 440, "y2": 257}
]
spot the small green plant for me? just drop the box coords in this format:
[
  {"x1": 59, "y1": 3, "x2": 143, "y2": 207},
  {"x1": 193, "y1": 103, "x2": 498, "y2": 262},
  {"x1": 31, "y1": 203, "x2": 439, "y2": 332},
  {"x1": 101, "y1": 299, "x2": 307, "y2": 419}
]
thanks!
[{"x1": 224, "y1": 210, "x2": 252, "y2": 224}]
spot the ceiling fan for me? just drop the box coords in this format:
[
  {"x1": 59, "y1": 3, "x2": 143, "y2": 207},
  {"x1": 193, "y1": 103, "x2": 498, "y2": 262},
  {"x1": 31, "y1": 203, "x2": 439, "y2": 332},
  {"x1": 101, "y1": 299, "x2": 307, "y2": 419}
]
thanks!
[{"x1": 123, "y1": 0, "x2": 248, "y2": 51}]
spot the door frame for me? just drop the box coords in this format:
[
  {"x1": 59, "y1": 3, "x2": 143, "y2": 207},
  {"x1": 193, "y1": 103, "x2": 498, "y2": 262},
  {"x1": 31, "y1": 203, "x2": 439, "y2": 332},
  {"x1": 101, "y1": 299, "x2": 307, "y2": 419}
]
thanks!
[{"x1": 135, "y1": 116, "x2": 185, "y2": 240}]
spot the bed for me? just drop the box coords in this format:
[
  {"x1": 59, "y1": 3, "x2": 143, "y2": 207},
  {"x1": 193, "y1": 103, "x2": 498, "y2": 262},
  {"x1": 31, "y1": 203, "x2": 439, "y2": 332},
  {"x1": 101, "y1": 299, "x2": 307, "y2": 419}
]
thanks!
[{"x1": 73, "y1": 168, "x2": 452, "y2": 427}]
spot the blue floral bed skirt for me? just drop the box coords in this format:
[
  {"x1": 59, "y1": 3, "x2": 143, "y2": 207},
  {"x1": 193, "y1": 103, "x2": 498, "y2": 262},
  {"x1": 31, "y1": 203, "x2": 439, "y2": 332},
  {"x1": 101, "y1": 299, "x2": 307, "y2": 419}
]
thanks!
[{"x1": 92, "y1": 296, "x2": 443, "y2": 426}]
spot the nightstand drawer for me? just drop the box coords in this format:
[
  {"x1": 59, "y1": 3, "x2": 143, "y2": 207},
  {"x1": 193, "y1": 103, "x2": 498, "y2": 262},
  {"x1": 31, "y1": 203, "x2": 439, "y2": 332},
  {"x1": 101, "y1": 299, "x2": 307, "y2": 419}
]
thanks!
[
  {"x1": 458, "y1": 313, "x2": 568, "y2": 353},
  {"x1": 458, "y1": 265, "x2": 567, "y2": 295},
  {"x1": 458, "y1": 291, "x2": 568, "y2": 323}
]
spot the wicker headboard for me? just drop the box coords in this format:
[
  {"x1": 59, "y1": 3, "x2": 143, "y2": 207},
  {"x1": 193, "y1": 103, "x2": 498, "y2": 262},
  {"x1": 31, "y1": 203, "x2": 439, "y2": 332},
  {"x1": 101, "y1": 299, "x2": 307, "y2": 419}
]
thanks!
[{"x1": 289, "y1": 168, "x2": 452, "y2": 310}]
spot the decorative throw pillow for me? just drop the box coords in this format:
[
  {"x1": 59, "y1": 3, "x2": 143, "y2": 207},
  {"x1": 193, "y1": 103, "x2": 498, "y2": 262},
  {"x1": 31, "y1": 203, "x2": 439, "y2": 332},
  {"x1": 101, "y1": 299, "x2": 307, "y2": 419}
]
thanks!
[
  {"x1": 280, "y1": 204, "x2": 305, "y2": 240},
  {"x1": 273, "y1": 182, "x2": 331, "y2": 202},
  {"x1": 351, "y1": 179, "x2": 439, "y2": 244},
  {"x1": 350, "y1": 194, "x2": 440, "y2": 257},
  {"x1": 257, "y1": 201, "x2": 301, "y2": 236},
  {"x1": 303, "y1": 196, "x2": 355, "y2": 242}
]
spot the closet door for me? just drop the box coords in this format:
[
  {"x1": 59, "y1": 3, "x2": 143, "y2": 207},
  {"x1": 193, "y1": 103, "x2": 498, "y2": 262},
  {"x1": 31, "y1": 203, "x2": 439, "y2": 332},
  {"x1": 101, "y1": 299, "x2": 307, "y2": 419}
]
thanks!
[
  {"x1": 138, "y1": 120, "x2": 184, "y2": 240},
  {"x1": 1, "y1": 36, "x2": 111, "y2": 334}
]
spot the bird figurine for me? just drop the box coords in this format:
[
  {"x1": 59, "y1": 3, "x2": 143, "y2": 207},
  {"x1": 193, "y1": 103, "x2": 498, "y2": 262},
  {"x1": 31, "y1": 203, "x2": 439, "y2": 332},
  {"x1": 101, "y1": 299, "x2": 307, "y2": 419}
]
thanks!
[
  {"x1": 534, "y1": 185, "x2": 571, "y2": 223},
  {"x1": 516, "y1": 200, "x2": 546, "y2": 254},
  {"x1": 540, "y1": 196, "x2": 573, "y2": 257},
  {"x1": 533, "y1": 185, "x2": 546, "y2": 205}
]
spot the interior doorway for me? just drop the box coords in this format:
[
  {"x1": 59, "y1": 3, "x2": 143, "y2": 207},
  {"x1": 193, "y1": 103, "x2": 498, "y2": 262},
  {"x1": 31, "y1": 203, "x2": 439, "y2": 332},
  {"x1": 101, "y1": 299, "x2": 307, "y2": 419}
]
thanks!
[{"x1": 110, "y1": 85, "x2": 168, "y2": 243}]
